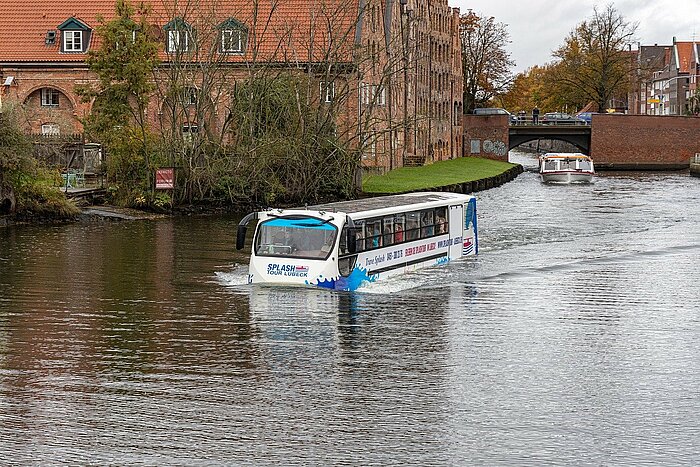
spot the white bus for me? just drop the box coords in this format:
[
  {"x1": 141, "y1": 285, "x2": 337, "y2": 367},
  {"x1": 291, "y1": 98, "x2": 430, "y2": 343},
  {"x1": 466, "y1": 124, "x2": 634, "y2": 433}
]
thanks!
[{"x1": 236, "y1": 192, "x2": 478, "y2": 291}]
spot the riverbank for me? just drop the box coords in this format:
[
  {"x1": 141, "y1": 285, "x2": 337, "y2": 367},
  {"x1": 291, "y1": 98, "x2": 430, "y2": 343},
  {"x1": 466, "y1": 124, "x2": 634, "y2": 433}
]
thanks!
[
  {"x1": 362, "y1": 156, "x2": 523, "y2": 195},
  {"x1": 1, "y1": 157, "x2": 523, "y2": 227}
]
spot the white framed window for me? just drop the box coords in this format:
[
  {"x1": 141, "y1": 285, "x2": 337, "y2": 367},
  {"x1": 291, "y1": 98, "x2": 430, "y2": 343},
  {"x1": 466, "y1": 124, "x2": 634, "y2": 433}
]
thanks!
[
  {"x1": 361, "y1": 83, "x2": 370, "y2": 105},
  {"x1": 360, "y1": 84, "x2": 385, "y2": 106},
  {"x1": 41, "y1": 88, "x2": 60, "y2": 107},
  {"x1": 183, "y1": 123, "x2": 198, "y2": 142},
  {"x1": 41, "y1": 123, "x2": 60, "y2": 136},
  {"x1": 168, "y1": 30, "x2": 189, "y2": 53},
  {"x1": 63, "y1": 30, "x2": 83, "y2": 51},
  {"x1": 183, "y1": 87, "x2": 198, "y2": 106},
  {"x1": 221, "y1": 29, "x2": 243, "y2": 53},
  {"x1": 375, "y1": 85, "x2": 386, "y2": 106},
  {"x1": 320, "y1": 81, "x2": 334, "y2": 103},
  {"x1": 116, "y1": 30, "x2": 137, "y2": 49}
]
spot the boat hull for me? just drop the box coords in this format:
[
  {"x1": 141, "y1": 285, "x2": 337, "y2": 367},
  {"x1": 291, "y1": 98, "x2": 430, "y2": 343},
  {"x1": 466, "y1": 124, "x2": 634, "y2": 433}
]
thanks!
[{"x1": 540, "y1": 171, "x2": 594, "y2": 183}]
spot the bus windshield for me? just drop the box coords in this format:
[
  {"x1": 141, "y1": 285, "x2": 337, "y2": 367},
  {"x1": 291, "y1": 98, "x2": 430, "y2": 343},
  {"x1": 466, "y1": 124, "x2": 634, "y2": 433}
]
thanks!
[{"x1": 254, "y1": 216, "x2": 338, "y2": 260}]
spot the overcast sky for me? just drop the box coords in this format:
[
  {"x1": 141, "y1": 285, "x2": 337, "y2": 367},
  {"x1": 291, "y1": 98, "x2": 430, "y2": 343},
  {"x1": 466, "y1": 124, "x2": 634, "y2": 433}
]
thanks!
[{"x1": 452, "y1": 0, "x2": 700, "y2": 73}]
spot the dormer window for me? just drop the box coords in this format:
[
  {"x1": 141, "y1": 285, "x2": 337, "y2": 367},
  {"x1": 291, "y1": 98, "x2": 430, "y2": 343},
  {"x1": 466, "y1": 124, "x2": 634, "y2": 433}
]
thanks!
[
  {"x1": 115, "y1": 25, "x2": 138, "y2": 49},
  {"x1": 218, "y1": 18, "x2": 247, "y2": 54},
  {"x1": 57, "y1": 17, "x2": 91, "y2": 53},
  {"x1": 64, "y1": 31, "x2": 83, "y2": 51},
  {"x1": 221, "y1": 29, "x2": 243, "y2": 53},
  {"x1": 168, "y1": 30, "x2": 188, "y2": 52},
  {"x1": 164, "y1": 18, "x2": 193, "y2": 54}
]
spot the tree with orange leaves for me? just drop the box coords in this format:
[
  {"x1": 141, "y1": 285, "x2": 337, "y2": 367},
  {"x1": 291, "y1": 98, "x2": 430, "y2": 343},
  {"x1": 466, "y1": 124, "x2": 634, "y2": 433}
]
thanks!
[{"x1": 459, "y1": 10, "x2": 514, "y2": 113}]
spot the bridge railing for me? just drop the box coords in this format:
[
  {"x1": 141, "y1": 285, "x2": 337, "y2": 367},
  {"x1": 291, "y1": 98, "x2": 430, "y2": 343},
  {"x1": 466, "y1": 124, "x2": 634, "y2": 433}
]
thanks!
[{"x1": 509, "y1": 117, "x2": 589, "y2": 126}]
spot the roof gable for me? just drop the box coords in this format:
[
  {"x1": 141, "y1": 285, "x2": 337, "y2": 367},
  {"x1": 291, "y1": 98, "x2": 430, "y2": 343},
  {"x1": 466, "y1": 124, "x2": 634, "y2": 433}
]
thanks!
[
  {"x1": 57, "y1": 17, "x2": 90, "y2": 30},
  {"x1": 674, "y1": 41, "x2": 694, "y2": 73},
  {"x1": 163, "y1": 17, "x2": 191, "y2": 31},
  {"x1": 218, "y1": 17, "x2": 247, "y2": 31}
]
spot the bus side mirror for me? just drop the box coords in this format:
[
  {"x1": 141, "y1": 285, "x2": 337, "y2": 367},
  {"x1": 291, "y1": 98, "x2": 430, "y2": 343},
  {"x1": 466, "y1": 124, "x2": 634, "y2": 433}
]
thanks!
[
  {"x1": 236, "y1": 212, "x2": 258, "y2": 250},
  {"x1": 347, "y1": 228, "x2": 357, "y2": 254}
]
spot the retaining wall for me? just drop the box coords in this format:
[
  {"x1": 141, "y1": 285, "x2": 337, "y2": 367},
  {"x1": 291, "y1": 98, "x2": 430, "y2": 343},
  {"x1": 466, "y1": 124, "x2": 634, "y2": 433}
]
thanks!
[
  {"x1": 462, "y1": 115, "x2": 509, "y2": 161},
  {"x1": 591, "y1": 114, "x2": 700, "y2": 169},
  {"x1": 365, "y1": 165, "x2": 524, "y2": 196}
]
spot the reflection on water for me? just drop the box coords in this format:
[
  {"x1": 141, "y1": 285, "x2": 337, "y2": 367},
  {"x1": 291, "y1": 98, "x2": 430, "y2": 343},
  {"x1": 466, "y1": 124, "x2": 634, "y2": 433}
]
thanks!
[{"x1": 1, "y1": 151, "x2": 700, "y2": 465}]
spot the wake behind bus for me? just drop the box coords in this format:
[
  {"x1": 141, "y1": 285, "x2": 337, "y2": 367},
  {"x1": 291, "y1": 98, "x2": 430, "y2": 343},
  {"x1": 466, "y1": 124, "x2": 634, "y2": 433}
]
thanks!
[{"x1": 236, "y1": 192, "x2": 478, "y2": 291}]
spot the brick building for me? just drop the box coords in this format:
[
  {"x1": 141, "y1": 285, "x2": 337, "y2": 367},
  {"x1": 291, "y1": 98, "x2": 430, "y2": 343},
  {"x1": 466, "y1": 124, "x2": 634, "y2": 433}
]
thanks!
[
  {"x1": 631, "y1": 39, "x2": 700, "y2": 116},
  {"x1": 0, "y1": 0, "x2": 463, "y2": 174},
  {"x1": 630, "y1": 44, "x2": 671, "y2": 115}
]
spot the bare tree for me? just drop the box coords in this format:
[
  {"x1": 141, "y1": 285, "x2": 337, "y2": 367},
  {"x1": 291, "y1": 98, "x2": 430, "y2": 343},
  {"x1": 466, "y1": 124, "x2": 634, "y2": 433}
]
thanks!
[
  {"x1": 459, "y1": 10, "x2": 514, "y2": 113},
  {"x1": 84, "y1": 0, "x2": 416, "y2": 206},
  {"x1": 551, "y1": 4, "x2": 637, "y2": 112}
]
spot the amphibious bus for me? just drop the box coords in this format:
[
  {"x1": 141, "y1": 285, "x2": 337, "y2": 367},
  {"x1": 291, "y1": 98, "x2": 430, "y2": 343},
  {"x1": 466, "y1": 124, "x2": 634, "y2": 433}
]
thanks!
[{"x1": 236, "y1": 192, "x2": 478, "y2": 291}]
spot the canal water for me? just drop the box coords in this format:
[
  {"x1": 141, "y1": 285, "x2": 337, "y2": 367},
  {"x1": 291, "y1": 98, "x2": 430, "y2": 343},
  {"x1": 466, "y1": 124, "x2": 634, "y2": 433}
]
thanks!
[{"x1": 1, "y1": 150, "x2": 699, "y2": 465}]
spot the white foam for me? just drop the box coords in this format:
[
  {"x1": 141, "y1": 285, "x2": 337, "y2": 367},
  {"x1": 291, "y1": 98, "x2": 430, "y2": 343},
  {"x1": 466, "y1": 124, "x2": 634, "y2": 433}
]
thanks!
[{"x1": 214, "y1": 264, "x2": 250, "y2": 288}]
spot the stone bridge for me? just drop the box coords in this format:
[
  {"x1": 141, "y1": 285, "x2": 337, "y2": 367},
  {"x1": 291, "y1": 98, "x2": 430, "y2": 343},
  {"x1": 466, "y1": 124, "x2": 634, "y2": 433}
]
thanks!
[
  {"x1": 463, "y1": 114, "x2": 700, "y2": 169},
  {"x1": 508, "y1": 125, "x2": 591, "y2": 153}
]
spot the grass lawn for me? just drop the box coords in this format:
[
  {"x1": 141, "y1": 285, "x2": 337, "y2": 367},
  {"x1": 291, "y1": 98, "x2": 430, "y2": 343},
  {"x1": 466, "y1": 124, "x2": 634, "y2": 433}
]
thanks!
[{"x1": 362, "y1": 157, "x2": 518, "y2": 194}]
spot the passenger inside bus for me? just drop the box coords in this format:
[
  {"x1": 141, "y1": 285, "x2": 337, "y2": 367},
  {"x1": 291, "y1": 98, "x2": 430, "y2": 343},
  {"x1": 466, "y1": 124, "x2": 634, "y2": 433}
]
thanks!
[{"x1": 394, "y1": 223, "x2": 403, "y2": 242}]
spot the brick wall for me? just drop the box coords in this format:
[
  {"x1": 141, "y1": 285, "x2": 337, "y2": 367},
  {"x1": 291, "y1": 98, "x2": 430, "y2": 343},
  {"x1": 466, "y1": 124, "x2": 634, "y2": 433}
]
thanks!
[
  {"x1": 462, "y1": 115, "x2": 509, "y2": 161},
  {"x1": 591, "y1": 114, "x2": 700, "y2": 169},
  {"x1": 2, "y1": 66, "x2": 92, "y2": 134}
]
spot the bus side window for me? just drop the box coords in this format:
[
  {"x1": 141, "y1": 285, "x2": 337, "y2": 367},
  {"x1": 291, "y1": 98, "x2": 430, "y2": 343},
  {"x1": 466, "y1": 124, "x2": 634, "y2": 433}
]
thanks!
[
  {"x1": 435, "y1": 207, "x2": 447, "y2": 234},
  {"x1": 383, "y1": 216, "x2": 394, "y2": 246},
  {"x1": 356, "y1": 221, "x2": 365, "y2": 252},
  {"x1": 339, "y1": 225, "x2": 348, "y2": 255},
  {"x1": 367, "y1": 218, "x2": 382, "y2": 250},
  {"x1": 394, "y1": 214, "x2": 405, "y2": 243},
  {"x1": 420, "y1": 210, "x2": 434, "y2": 238},
  {"x1": 405, "y1": 212, "x2": 420, "y2": 241}
]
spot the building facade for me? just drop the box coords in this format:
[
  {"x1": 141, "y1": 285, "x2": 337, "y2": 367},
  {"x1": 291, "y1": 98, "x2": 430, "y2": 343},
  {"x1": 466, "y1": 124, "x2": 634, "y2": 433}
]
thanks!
[
  {"x1": 632, "y1": 40, "x2": 700, "y2": 116},
  {"x1": 630, "y1": 44, "x2": 671, "y2": 115},
  {"x1": 0, "y1": 0, "x2": 463, "y2": 174}
]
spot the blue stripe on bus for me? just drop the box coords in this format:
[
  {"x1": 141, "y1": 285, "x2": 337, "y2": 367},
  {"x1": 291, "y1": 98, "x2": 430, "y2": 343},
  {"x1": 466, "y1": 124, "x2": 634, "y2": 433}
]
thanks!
[{"x1": 264, "y1": 218, "x2": 336, "y2": 230}]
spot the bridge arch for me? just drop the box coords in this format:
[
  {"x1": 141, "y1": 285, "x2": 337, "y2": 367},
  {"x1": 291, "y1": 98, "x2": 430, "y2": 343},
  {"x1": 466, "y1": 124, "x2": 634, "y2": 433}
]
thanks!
[
  {"x1": 508, "y1": 134, "x2": 590, "y2": 154},
  {"x1": 508, "y1": 126, "x2": 591, "y2": 154}
]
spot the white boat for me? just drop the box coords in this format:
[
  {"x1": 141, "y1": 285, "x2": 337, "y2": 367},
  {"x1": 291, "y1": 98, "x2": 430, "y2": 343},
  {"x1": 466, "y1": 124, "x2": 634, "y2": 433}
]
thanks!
[
  {"x1": 235, "y1": 192, "x2": 478, "y2": 291},
  {"x1": 538, "y1": 152, "x2": 595, "y2": 183}
]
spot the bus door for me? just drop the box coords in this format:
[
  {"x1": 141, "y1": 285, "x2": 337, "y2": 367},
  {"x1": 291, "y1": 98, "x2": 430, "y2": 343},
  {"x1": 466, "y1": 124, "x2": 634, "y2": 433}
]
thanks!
[
  {"x1": 448, "y1": 204, "x2": 463, "y2": 259},
  {"x1": 338, "y1": 223, "x2": 358, "y2": 277}
]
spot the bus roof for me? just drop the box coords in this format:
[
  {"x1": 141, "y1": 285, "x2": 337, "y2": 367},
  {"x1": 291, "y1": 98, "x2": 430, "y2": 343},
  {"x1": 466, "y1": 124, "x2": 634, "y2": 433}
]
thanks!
[{"x1": 307, "y1": 192, "x2": 473, "y2": 217}]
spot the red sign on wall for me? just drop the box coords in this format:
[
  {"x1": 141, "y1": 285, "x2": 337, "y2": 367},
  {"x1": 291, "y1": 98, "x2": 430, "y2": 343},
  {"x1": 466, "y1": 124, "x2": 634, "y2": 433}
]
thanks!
[{"x1": 155, "y1": 168, "x2": 175, "y2": 190}]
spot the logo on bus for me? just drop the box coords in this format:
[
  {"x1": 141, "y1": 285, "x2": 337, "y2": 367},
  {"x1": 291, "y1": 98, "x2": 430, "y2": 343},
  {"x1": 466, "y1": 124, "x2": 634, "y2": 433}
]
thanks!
[
  {"x1": 267, "y1": 263, "x2": 309, "y2": 277},
  {"x1": 463, "y1": 237, "x2": 474, "y2": 255}
]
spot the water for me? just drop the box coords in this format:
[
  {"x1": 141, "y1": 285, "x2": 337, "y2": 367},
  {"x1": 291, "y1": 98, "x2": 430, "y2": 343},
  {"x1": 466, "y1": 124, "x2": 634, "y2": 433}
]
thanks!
[{"x1": 1, "y1": 150, "x2": 699, "y2": 465}]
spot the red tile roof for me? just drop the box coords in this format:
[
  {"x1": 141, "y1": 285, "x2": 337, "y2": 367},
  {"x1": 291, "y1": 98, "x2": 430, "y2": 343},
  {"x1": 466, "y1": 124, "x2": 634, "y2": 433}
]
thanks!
[
  {"x1": 675, "y1": 41, "x2": 695, "y2": 73},
  {"x1": 0, "y1": 0, "x2": 360, "y2": 63}
]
